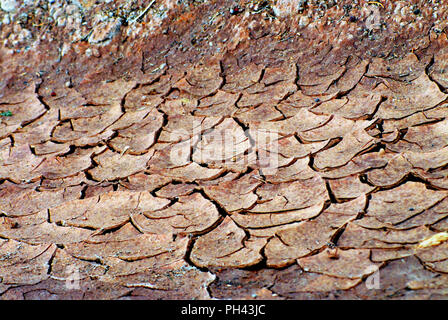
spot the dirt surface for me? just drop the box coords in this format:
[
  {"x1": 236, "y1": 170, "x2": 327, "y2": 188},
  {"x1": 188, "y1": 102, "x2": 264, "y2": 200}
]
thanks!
[{"x1": 1, "y1": 0, "x2": 448, "y2": 299}]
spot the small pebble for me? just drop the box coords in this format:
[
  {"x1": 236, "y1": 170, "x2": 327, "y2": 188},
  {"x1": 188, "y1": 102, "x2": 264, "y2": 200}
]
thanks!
[{"x1": 230, "y1": 6, "x2": 242, "y2": 15}]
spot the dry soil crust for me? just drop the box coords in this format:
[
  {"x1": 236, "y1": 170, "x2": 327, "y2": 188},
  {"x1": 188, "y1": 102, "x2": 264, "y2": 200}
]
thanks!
[{"x1": 1, "y1": 0, "x2": 448, "y2": 299}]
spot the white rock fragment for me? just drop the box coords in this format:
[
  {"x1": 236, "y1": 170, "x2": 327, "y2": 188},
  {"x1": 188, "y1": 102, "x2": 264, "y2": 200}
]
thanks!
[
  {"x1": 298, "y1": 15, "x2": 309, "y2": 28},
  {"x1": 0, "y1": 0, "x2": 18, "y2": 12}
]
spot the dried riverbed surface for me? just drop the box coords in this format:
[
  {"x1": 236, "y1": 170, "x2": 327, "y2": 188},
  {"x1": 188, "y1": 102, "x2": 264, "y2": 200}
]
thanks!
[{"x1": 1, "y1": 0, "x2": 448, "y2": 299}]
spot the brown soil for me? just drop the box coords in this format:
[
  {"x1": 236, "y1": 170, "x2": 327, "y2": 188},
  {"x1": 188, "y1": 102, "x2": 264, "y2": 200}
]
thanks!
[{"x1": 1, "y1": 0, "x2": 448, "y2": 299}]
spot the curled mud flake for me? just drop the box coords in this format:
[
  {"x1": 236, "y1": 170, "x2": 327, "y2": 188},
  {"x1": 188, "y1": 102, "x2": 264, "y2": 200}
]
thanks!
[
  {"x1": 31, "y1": 141, "x2": 71, "y2": 156},
  {"x1": 196, "y1": 90, "x2": 239, "y2": 117},
  {"x1": 66, "y1": 233, "x2": 188, "y2": 264},
  {"x1": 263, "y1": 196, "x2": 363, "y2": 267},
  {"x1": 322, "y1": 196, "x2": 366, "y2": 226},
  {"x1": 0, "y1": 209, "x2": 48, "y2": 228},
  {"x1": 414, "y1": 168, "x2": 448, "y2": 190},
  {"x1": 88, "y1": 149, "x2": 154, "y2": 181},
  {"x1": 51, "y1": 122, "x2": 87, "y2": 143},
  {"x1": 367, "y1": 153, "x2": 413, "y2": 187},
  {"x1": 49, "y1": 190, "x2": 169, "y2": 231},
  {"x1": 134, "y1": 193, "x2": 220, "y2": 235},
  {"x1": 222, "y1": 63, "x2": 263, "y2": 93},
  {"x1": 261, "y1": 134, "x2": 328, "y2": 159},
  {"x1": 124, "y1": 75, "x2": 171, "y2": 111},
  {"x1": 262, "y1": 63, "x2": 297, "y2": 86},
  {"x1": 389, "y1": 197, "x2": 448, "y2": 230},
  {"x1": 389, "y1": 119, "x2": 448, "y2": 153},
  {"x1": 0, "y1": 84, "x2": 46, "y2": 134},
  {"x1": 429, "y1": 51, "x2": 448, "y2": 89},
  {"x1": 406, "y1": 276, "x2": 448, "y2": 291},
  {"x1": 79, "y1": 79, "x2": 137, "y2": 106},
  {"x1": 271, "y1": 265, "x2": 361, "y2": 295},
  {"x1": 232, "y1": 203, "x2": 324, "y2": 229},
  {"x1": 367, "y1": 182, "x2": 447, "y2": 225},
  {"x1": 120, "y1": 173, "x2": 172, "y2": 192},
  {"x1": 82, "y1": 183, "x2": 114, "y2": 199},
  {"x1": 174, "y1": 61, "x2": 223, "y2": 97},
  {"x1": 235, "y1": 103, "x2": 284, "y2": 124},
  {"x1": 382, "y1": 112, "x2": 441, "y2": 134},
  {"x1": 109, "y1": 107, "x2": 162, "y2": 131},
  {"x1": 375, "y1": 73, "x2": 448, "y2": 119},
  {"x1": 318, "y1": 150, "x2": 394, "y2": 179},
  {"x1": 115, "y1": 261, "x2": 216, "y2": 300},
  {"x1": 298, "y1": 63, "x2": 346, "y2": 96},
  {"x1": 50, "y1": 248, "x2": 106, "y2": 281},
  {"x1": 366, "y1": 53, "x2": 425, "y2": 82},
  {"x1": 277, "y1": 89, "x2": 337, "y2": 116},
  {"x1": 348, "y1": 256, "x2": 437, "y2": 299},
  {"x1": 299, "y1": 117, "x2": 373, "y2": 142},
  {"x1": 87, "y1": 223, "x2": 142, "y2": 244},
  {"x1": 70, "y1": 102, "x2": 123, "y2": 134},
  {"x1": 314, "y1": 129, "x2": 375, "y2": 170},
  {"x1": 0, "y1": 244, "x2": 56, "y2": 286},
  {"x1": 0, "y1": 144, "x2": 44, "y2": 183},
  {"x1": 0, "y1": 240, "x2": 51, "y2": 267},
  {"x1": 193, "y1": 118, "x2": 251, "y2": 164},
  {"x1": 237, "y1": 81, "x2": 297, "y2": 108},
  {"x1": 326, "y1": 59, "x2": 369, "y2": 95},
  {"x1": 13, "y1": 109, "x2": 60, "y2": 146},
  {"x1": 370, "y1": 248, "x2": 414, "y2": 262},
  {"x1": 297, "y1": 249, "x2": 381, "y2": 279},
  {"x1": 338, "y1": 223, "x2": 436, "y2": 249},
  {"x1": 155, "y1": 183, "x2": 196, "y2": 199},
  {"x1": 203, "y1": 172, "x2": 261, "y2": 212},
  {"x1": 252, "y1": 108, "x2": 331, "y2": 136},
  {"x1": 148, "y1": 140, "x2": 193, "y2": 169},
  {"x1": 109, "y1": 111, "x2": 163, "y2": 154},
  {"x1": 98, "y1": 240, "x2": 189, "y2": 277},
  {"x1": 60, "y1": 104, "x2": 109, "y2": 122},
  {"x1": 417, "y1": 241, "x2": 448, "y2": 274},
  {"x1": 423, "y1": 103, "x2": 448, "y2": 120},
  {"x1": 151, "y1": 162, "x2": 225, "y2": 182},
  {"x1": 40, "y1": 146, "x2": 106, "y2": 180},
  {"x1": 158, "y1": 114, "x2": 221, "y2": 143},
  {"x1": 0, "y1": 182, "x2": 82, "y2": 217},
  {"x1": 265, "y1": 220, "x2": 333, "y2": 267},
  {"x1": 423, "y1": 260, "x2": 448, "y2": 273},
  {"x1": 403, "y1": 147, "x2": 448, "y2": 171},
  {"x1": 264, "y1": 157, "x2": 317, "y2": 183},
  {"x1": 160, "y1": 92, "x2": 199, "y2": 116},
  {"x1": 333, "y1": 82, "x2": 384, "y2": 119},
  {"x1": 190, "y1": 217, "x2": 265, "y2": 268},
  {"x1": 0, "y1": 219, "x2": 94, "y2": 245},
  {"x1": 327, "y1": 175, "x2": 375, "y2": 200},
  {"x1": 250, "y1": 175, "x2": 328, "y2": 213}
]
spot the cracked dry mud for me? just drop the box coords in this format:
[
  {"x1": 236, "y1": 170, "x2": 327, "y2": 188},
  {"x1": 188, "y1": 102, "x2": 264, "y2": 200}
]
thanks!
[{"x1": 1, "y1": 0, "x2": 448, "y2": 299}]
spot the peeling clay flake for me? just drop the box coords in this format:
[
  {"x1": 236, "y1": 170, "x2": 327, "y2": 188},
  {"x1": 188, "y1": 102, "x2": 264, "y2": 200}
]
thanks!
[{"x1": 417, "y1": 232, "x2": 448, "y2": 249}]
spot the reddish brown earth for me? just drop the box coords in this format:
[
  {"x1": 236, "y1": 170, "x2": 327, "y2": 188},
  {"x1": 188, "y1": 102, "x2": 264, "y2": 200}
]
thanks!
[{"x1": 1, "y1": 0, "x2": 448, "y2": 299}]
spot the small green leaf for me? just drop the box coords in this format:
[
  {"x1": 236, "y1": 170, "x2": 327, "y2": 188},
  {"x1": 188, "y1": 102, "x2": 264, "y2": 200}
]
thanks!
[{"x1": 0, "y1": 111, "x2": 12, "y2": 117}]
